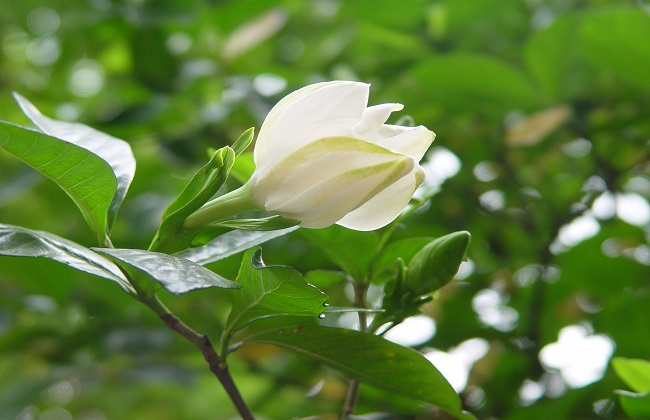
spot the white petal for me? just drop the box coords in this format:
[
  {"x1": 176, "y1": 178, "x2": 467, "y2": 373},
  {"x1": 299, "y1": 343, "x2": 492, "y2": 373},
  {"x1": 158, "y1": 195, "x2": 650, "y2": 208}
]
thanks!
[
  {"x1": 353, "y1": 103, "x2": 403, "y2": 137},
  {"x1": 252, "y1": 136, "x2": 410, "y2": 208},
  {"x1": 274, "y1": 157, "x2": 414, "y2": 228},
  {"x1": 256, "y1": 150, "x2": 404, "y2": 210},
  {"x1": 337, "y1": 166, "x2": 425, "y2": 231},
  {"x1": 364, "y1": 125, "x2": 435, "y2": 161},
  {"x1": 255, "y1": 81, "x2": 370, "y2": 166}
]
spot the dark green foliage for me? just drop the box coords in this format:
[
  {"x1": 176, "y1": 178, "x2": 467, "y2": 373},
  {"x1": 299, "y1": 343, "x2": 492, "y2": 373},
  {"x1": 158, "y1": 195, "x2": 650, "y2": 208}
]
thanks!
[{"x1": 1, "y1": 1, "x2": 648, "y2": 419}]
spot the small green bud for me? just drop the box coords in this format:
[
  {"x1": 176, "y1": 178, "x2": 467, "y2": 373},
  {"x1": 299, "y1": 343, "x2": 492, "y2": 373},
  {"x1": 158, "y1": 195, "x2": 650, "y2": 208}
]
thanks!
[{"x1": 405, "y1": 231, "x2": 471, "y2": 296}]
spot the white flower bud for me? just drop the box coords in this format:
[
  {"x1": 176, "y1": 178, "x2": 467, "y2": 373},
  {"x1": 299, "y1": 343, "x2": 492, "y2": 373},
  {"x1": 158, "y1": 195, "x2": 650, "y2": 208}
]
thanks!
[{"x1": 248, "y1": 81, "x2": 435, "y2": 231}]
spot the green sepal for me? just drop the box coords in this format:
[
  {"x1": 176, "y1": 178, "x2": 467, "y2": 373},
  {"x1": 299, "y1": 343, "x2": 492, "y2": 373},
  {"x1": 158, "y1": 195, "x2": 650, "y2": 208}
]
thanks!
[
  {"x1": 369, "y1": 258, "x2": 430, "y2": 332},
  {"x1": 229, "y1": 152, "x2": 255, "y2": 184},
  {"x1": 405, "y1": 231, "x2": 471, "y2": 296},
  {"x1": 190, "y1": 216, "x2": 300, "y2": 247},
  {"x1": 150, "y1": 146, "x2": 235, "y2": 253},
  {"x1": 212, "y1": 215, "x2": 300, "y2": 231},
  {"x1": 231, "y1": 127, "x2": 255, "y2": 156},
  {"x1": 370, "y1": 231, "x2": 471, "y2": 332}
]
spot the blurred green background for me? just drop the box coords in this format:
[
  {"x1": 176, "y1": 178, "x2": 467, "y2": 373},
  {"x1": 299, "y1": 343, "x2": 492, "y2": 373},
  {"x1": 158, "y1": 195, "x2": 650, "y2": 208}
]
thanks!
[{"x1": 1, "y1": 0, "x2": 649, "y2": 418}]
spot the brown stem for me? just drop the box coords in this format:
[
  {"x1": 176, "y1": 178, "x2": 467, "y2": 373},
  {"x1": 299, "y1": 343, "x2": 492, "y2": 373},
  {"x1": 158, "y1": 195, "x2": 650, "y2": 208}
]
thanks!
[
  {"x1": 341, "y1": 381, "x2": 361, "y2": 420},
  {"x1": 341, "y1": 283, "x2": 368, "y2": 419},
  {"x1": 159, "y1": 312, "x2": 255, "y2": 420}
]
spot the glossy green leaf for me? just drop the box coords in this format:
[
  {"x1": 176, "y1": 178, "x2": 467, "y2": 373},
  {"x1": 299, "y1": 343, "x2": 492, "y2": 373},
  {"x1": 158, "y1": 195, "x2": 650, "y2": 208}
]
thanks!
[
  {"x1": 13, "y1": 93, "x2": 136, "y2": 233},
  {"x1": 300, "y1": 225, "x2": 379, "y2": 282},
  {"x1": 177, "y1": 227, "x2": 299, "y2": 265},
  {"x1": 410, "y1": 53, "x2": 538, "y2": 111},
  {"x1": 245, "y1": 325, "x2": 474, "y2": 419},
  {"x1": 615, "y1": 390, "x2": 650, "y2": 419},
  {"x1": 150, "y1": 146, "x2": 235, "y2": 253},
  {"x1": 92, "y1": 248, "x2": 240, "y2": 295},
  {"x1": 225, "y1": 248, "x2": 327, "y2": 335},
  {"x1": 231, "y1": 127, "x2": 255, "y2": 156},
  {"x1": 0, "y1": 223, "x2": 132, "y2": 293},
  {"x1": 0, "y1": 122, "x2": 117, "y2": 244},
  {"x1": 612, "y1": 358, "x2": 650, "y2": 393},
  {"x1": 579, "y1": 7, "x2": 650, "y2": 90}
]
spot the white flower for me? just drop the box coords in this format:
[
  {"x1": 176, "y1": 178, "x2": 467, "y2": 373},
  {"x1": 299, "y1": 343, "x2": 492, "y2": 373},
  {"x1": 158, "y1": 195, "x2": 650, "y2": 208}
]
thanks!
[{"x1": 187, "y1": 81, "x2": 435, "y2": 231}]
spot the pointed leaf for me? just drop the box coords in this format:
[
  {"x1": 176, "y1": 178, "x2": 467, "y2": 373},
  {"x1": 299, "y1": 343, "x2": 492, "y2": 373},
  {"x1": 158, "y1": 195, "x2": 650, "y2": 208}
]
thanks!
[
  {"x1": 150, "y1": 146, "x2": 235, "y2": 253},
  {"x1": 0, "y1": 121, "x2": 116, "y2": 243},
  {"x1": 0, "y1": 224, "x2": 132, "y2": 293},
  {"x1": 92, "y1": 248, "x2": 240, "y2": 295},
  {"x1": 226, "y1": 248, "x2": 327, "y2": 333},
  {"x1": 245, "y1": 325, "x2": 474, "y2": 420},
  {"x1": 14, "y1": 93, "x2": 135, "y2": 232},
  {"x1": 177, "y1": 226, "x2": 299, "y2": 265}
]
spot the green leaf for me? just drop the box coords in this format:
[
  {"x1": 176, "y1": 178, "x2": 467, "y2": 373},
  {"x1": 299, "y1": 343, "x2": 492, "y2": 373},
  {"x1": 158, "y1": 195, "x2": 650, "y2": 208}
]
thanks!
[
  {"x1": 225, "y1": 248, "x2": 327, "y2": 336},
  {"x1": 151, "y1": 146, "x2": 235, "y2": 253},
  {"x1": 92, "y1": 248, "x2": 240, "y2": 295},
  {"x1": 405, "y1": 231, "x2": 471, "y2": 296},
  {"x1": 410, "y1": 53, "x2": 538, "y2": 111},
  {"x1": 245, "y1": 325, "x2": 474, "y2": 420},
  {"x1": 615, "y1": 390, "x2": 650, "y2": 419},
  {"x1": 579, "y1": 7, "x2": 650, "y2": 90},
  {"x1": 612, "y1": 358, "x2": 650, "y2": 393},
  {"x1": 231, "y1": 127, "x2": 255, "y2": 156},
  {"x1": 0, "y1": 223, "x2": 133, "y2": 294},
  {"x1": 177, "y1": 227, "x2": 299, "y2": 265},
  {"x1": 300, "y1": 225, "x2": 379, "y2": 282},
  {"x1": 13, "y1": 93, "x2": 136, "y2": 233},
  {"x1": 0, "y1": 122, "x2": 117, "y2": 244}
]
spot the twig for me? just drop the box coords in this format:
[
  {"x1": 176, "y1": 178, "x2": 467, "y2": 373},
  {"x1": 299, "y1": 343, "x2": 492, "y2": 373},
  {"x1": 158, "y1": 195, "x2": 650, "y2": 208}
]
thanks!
[
  {"x1": 150, "y1": 298, "x2": 255, "y2": 420},
  {"x1": 341, "y1": 283, "x2": 369, "y2": 419}
]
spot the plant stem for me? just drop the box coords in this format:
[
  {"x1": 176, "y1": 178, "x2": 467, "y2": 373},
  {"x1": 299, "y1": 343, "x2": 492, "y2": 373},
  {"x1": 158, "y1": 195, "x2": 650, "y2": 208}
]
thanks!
[
  {"x1": 341, "y1": 283, "x2": 368, "y2": 420},
  {"x1": 147, "y1": 296, "x2": 255, "y2": 419}
]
